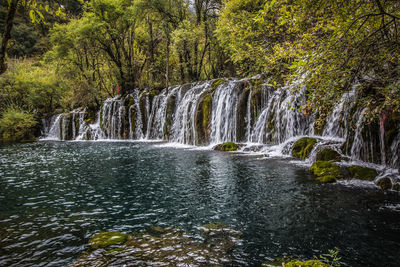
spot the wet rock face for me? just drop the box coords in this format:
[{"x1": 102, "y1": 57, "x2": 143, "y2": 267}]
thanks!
[
  {"x1": 70, "y1": 224, "x2": 242, "y2": 267},
  {"x1": 194, "y1": 92, "x2": 212, "y2": 145}
]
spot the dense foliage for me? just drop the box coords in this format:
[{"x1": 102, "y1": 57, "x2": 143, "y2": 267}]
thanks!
[{"x1": 0, "y1": 0, "x2": 399, "y2": 141}]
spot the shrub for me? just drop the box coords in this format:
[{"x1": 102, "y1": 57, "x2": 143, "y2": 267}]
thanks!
[{"x1": 0, "y1": 107, "x2": 37, "y2": 142}]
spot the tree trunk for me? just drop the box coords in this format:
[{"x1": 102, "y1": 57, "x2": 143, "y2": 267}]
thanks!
[{"x1": 0, "y1": 0, "x2": 19, "y2": 75}]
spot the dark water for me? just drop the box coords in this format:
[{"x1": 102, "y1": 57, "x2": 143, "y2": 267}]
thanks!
[{"x1": 0, "y1": 141, "x2": 399, "y2": 266}]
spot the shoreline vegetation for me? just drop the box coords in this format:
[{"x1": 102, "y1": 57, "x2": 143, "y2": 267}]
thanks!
[{"x1": 0, "y1": 0, "x2": 399, "y2": 145}]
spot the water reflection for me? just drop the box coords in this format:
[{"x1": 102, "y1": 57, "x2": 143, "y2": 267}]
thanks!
[{"x1": 0, "y1": 142, "x2": 399, "y2": 266}]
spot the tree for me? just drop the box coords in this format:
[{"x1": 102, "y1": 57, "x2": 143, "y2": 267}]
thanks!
[{"x1": 0, "y1": 0, "x2": 19, "y2": 74}]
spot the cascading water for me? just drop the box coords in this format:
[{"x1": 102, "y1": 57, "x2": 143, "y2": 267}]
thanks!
[
  {"x1": 42, "y1": 76, "x2": 400, "y2": 170},
  {"x1": 323, "y1": 86, "x2": 356, "y2": 138},
  {"x1": 210, "y1": 81, "x2": 240, "y2": 144}
]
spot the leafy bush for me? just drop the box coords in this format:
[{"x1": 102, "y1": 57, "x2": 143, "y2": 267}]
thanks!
[
  {"x1": 0, "y1": 59, "x2": 67, "y2": 114},
  {"x1": 0, "y1": 107, "x2": 37, "y2": 142}
]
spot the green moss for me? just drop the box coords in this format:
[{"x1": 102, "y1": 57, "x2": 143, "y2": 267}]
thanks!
[
  {"x1": 316, "y1": 148, "x2": 342, "y2": 161},
  {"x1": 213, "y1": 142, "x2": 239, "y2": 151},
  {"x1": 212, "y1": 78, "x2": 226, "y2": 91},
  {"x1": 310, "y1": 161, "x2": 343, "y2": 182},
  {"x1": 377, "y1": 177, "x2": 392, "y2": 190},
  {"x1": 89, "y1": 232, "x2": 128, "y2": 249},
  {"x1": 292, "y1": 137, "x2": 317, "y2": 160},
  {"x1": 286, "y1": 260, "x2": 328, "y2": 267},
  {"x1": 348, "y1": 165, "x2": 378, "y2": 181}
]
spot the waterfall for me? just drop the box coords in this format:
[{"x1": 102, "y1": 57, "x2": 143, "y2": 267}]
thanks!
[
  {"x1": 42, "y1": 76, "x2": 400, "y2": 169},
  {"x1": 323, "y1": 86, "x2": 356, "y2": 138},
  {"x1": 210, "y1": 81, "x2": 239, "y2": 144}
]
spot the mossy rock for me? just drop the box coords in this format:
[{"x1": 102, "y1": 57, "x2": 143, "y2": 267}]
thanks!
[
  {"x1": 310, "y1": 161, "x2": 343, "y2": 183},
  {"x1": 213, "y1": 142, "x2": 239, "y2": 151},
  {"x1": 89, "y1": 232, "x2": 128, "y2": 249},
  {"x1": 286, "y1": 260, "x2": 328, "y2": 267},
  {"x1": 348, "y1": 165, "x2": 378, "y2": 181},
  {"x1": 377, "y1": 177, "x2": 392, "y2": 190},
  {"x1": 316, "y1": 148, "x2": 342, "y2": 161},
  {"x1": 292, "y1": 137, "x2": 317, "y2": 160}
]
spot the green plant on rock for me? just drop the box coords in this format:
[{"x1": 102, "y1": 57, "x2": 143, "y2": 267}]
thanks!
[
  {"x1": 318, "y1": 249, "x2": 341, "y2": 267},
  {"x1": 292, "y1": 137, "x2": 317, "y2": 160}
]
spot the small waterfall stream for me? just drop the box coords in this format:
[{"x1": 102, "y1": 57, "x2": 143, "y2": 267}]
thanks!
[{"x1": 43, "y1": 76, "x2": 400, "y2": 170}]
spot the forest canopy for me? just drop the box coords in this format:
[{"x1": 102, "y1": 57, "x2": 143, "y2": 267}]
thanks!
[{"x1": 0, "y1": 0, "x2": 399, "y2": 141}]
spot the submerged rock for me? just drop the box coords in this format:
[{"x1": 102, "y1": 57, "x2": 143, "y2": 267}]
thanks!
[
  {"x1": 286, "y1": 260, "x2": 328, "y2": 267},
  {"x1": 292, "y1": 137, "x2": 317, "y2": 160},
  {"x1": 310, "y1": 161, "x2": 343, "y2": 183},
  {"x1": 71, "y1": 224, "x2": 242, "y2": 266},
  {"x1": 89, "y1": 232, "x2": 128, "y2": 249},
  {"x1": 213, "y1": 142, "x2": 241, "y2": 151},
  {"x1": 316, "y1": 148, "x2": 342, "y2": 162},
  {"x1": 348, "y1": 165, "x2": 378, "y2": 181}
]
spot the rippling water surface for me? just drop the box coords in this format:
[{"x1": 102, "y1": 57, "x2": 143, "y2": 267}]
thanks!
[{"x1": 0, "y1": 141, "x2": 399, "y2": 266}]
